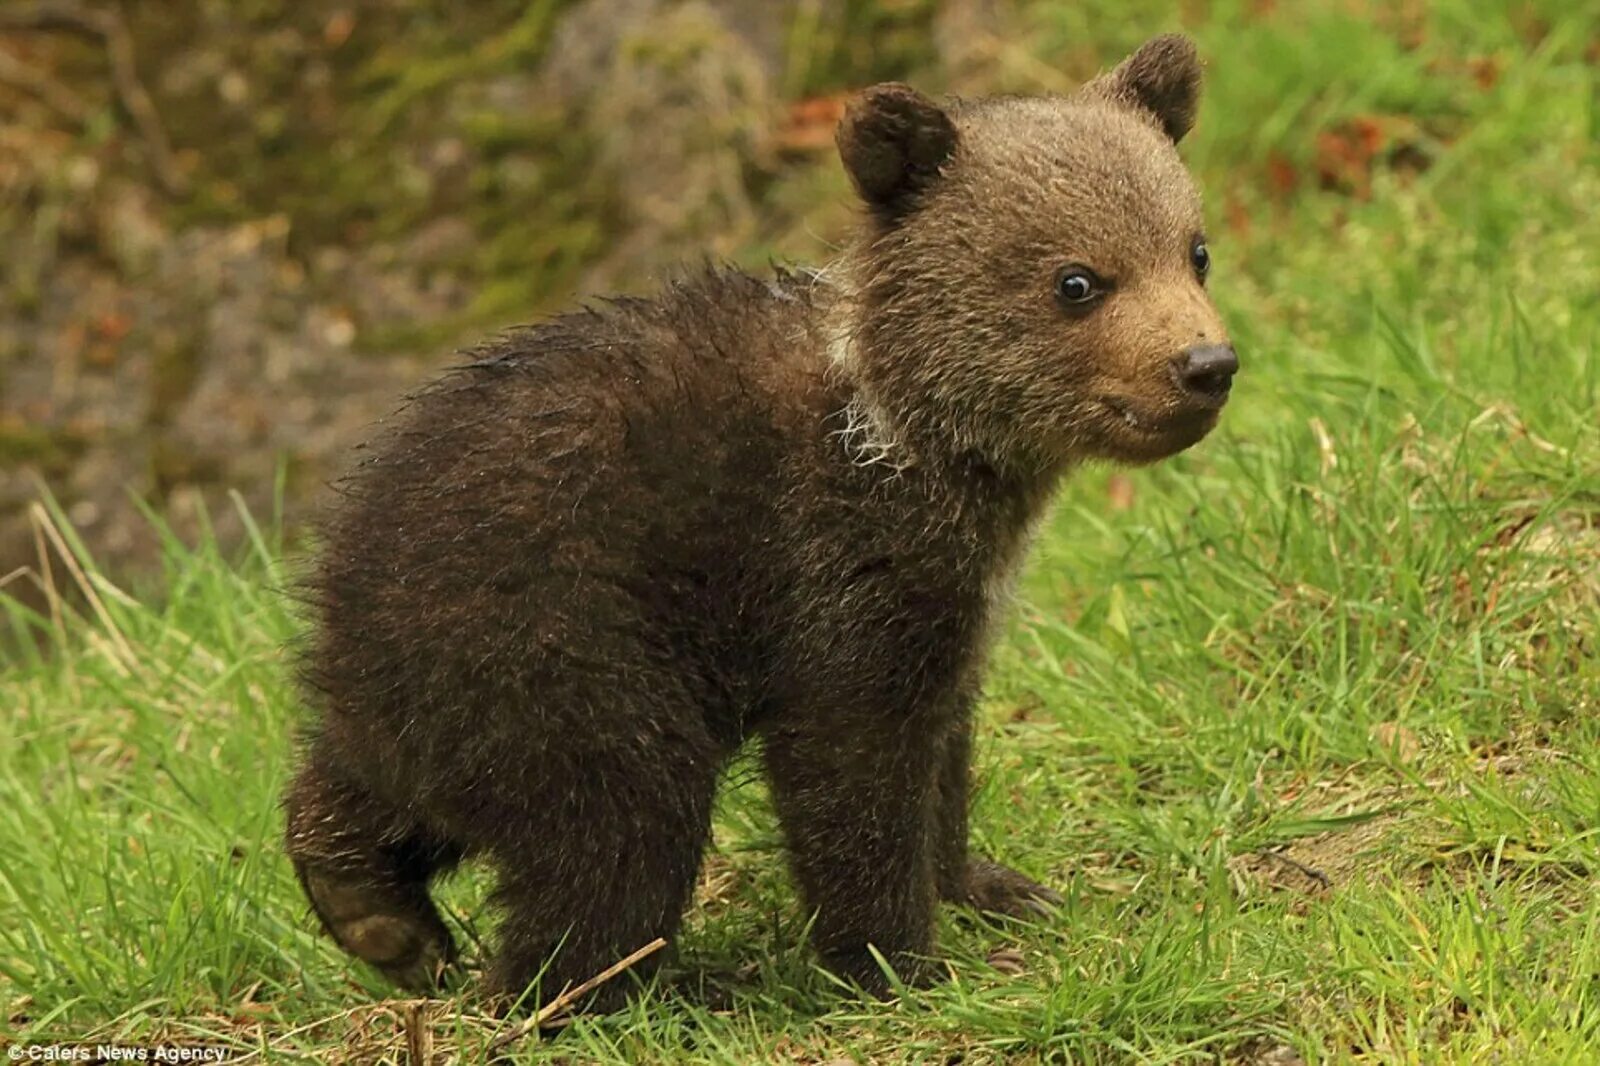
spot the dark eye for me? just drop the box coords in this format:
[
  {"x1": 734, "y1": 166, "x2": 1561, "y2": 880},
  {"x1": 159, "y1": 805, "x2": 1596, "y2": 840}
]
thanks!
[
  {"x1": 1054, "y1": 266, "x2": 1104, "y2": 310},
  {"x1": 1191, "y1": 238, "x2": 1211, "y2": 281}
]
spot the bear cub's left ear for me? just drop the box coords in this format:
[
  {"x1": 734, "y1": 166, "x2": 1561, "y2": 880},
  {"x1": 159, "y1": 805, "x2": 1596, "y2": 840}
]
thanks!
[
  {"x1": 1084, "y1": 34, "x2": 1203, "y2": 144},
  {"x1": 836, "y1": 83, "x2": 959, "y2": 221}
]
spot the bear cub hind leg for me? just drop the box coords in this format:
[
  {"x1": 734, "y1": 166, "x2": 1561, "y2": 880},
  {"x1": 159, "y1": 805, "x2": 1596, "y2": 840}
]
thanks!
[
  {"x1": 284, "y1": 756, "x2": 462, "y2": 991},
  {"x1": 477, "y1": 742, "x2": 722, "y2": 1013}
]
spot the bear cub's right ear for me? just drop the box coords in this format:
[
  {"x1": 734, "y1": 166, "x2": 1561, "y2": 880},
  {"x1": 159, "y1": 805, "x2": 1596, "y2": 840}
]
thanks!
[
  {"x1": 1084, "y1": 34, "x2": 1203, "y2": 144},
  {"x1": 836, "y1": 83, "x2": 958, "y2": 222}
]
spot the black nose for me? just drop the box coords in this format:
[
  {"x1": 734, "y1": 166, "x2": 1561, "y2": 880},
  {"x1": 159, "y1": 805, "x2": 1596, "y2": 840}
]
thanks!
[{"x1": 1173, "y1": 343, "x2": 1238, "y2": 403}]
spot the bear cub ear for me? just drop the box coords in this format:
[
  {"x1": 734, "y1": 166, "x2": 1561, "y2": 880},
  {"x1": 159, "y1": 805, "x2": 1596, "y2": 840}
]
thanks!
[
  {"x1": 1085, "y1": 34, "x2": 1203, "y2": 144},
  {"x1": 836, "y1": 83, "x2": 959, "y2": 221}
]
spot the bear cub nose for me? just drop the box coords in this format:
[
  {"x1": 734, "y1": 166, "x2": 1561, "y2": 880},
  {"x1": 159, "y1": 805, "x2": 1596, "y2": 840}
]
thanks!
[{"x1": 1173, "y1": 343, "x2": 1239, "y2": 404}]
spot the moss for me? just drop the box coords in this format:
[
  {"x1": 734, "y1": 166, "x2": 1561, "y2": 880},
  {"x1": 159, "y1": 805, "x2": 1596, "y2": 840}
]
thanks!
[
  {"x1": 358, "y1": 0, "x2": 567, "y2": 138},
  {"x1": 784, "y1": 0, "x2": 943, "y2": 97},
  {"x1": 77, "y1": 1, "x2": 949, "y2": 358},
  {"x1": 361, "y1": 103, "x2": 618, "y2": 352},
  {"x1": 142, "y1": 2, "x2": 585, "y2": 307},
  {"x1": 0, "y1": 421, "x2": 88, "y2": 476},
  {"x1": 147, "y1": 335, "x2": 203, "y2": 426}
]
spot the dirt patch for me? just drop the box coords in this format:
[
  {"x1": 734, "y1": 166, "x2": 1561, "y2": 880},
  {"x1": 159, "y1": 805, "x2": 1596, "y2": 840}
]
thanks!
[
  {"x1": 1232, "y1": 808, "x2": 1415, "y2": 898},
  {"x1": 1234, "y1": 722, "x2": 1587, "y2": 904}
]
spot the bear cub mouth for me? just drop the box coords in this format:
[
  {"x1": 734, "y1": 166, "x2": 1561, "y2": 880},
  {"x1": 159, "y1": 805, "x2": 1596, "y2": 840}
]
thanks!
[{"x1": 1096, "y1": 394, "x2": 1225, "y2": 459}]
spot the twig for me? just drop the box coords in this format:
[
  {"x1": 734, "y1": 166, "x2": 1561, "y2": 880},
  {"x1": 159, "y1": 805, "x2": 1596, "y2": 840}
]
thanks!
[
  {"x1": 486, "y1": 937, "x2": 668, "y2": 1052},
  {"x1": 1258, "y1": 849, "x2": 1332, "y2": 890},
  {"x1": 28, "y1": 501, "x2": 68, "y2": 651},
  {"x1": 29, "y1": 499, "x2": 140, "y2": 676},
  {"x1": 224, "y1": 1001, "x2": 404, "y2": 1065},
  {"x1": 0, "y1": 44, "x2": 91, "y2": 122},
  {"x1": 404, "y1": 1000, "x2": 433, "y2": 1066},
  {"x1": 142, "y1": 937, "x2": 666, "y2": 1063},
  {"x1": 0, "y1": 0, "x2": 187, "y2": 194}
]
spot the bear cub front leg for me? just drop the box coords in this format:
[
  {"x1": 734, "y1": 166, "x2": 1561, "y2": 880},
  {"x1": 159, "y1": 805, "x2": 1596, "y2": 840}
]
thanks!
[
  {"x1": 764, "y1": 707, "x2": 1059, "y2": 994},
  {"x1": 935, "y1": 711, "x2": 1063, "y2": 920},
  {"x1": 762, "y1": 710, "x2": 944, "y2": 992}
]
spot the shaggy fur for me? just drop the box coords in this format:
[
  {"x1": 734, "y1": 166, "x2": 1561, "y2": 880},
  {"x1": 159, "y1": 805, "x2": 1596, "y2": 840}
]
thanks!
[{"x1": 285, "y1": 34, "x2": 1235, "y2": 1008}]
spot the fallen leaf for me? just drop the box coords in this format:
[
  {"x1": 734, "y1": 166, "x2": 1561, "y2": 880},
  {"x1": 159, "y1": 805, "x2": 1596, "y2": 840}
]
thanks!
[
  {"x1": 1106, "y1": 473, "x2": 1135, "y2": 511},
  {"x1": 1466, "y1": 55, "x2": 1502, "y2": 90},
  {"x1": 1370, "y1": 721, "x2": 1420, "y2": 763},
  {"x1": 776, "y1": 95, "x2": 847, "y2": 153},
  {"x1": 987, "y1": 947, "x2": 1026, "y2": 976},
  {"x1": 1314, "y1": 114, "x2": 1430, "y2": 198},
  {"x1": 1224, "y1": 191, "x2": 1251, "y2": 239},
  {"x1": 1266, "y1": 152, "x2": 1298, "y2": 199},
  {"x1": 324, "y1": 10, "x2": 356, "y2": 48},
  {"x1": 1315, "y1": 116, "x2": 1387, "y2": 197},
  {"x1": 94, "y1": 311, "x2": 132, "y2": 341}
]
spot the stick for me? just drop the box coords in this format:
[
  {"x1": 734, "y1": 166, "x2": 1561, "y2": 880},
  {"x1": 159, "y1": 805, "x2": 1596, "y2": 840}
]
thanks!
[
  {"x1": 486, "y1": 937, "x2": 668, "y2": 1052},
  {"x1": 29, "y1": 500, "x2": 140, "y2": 676},
  {"x1": 225, "y1": 1001, "x2": 401, "y2": 1064},
  {"x1": 404, "y1": 1000, "x2": 433, "y2": 1066},
  {"x1": 1259, "y1": 849, "x2": 1332, "y2": 890},
  {"x1": 0, "y1": 46, "x2": 92, "y2": 122},
  {"x1": 0, "y1": 0, "x2": 187, "y2": 194}
]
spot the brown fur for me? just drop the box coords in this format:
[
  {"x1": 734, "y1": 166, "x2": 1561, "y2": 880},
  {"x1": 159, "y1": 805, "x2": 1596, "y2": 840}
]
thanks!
[{"x1": 284, "y1": 34, "x2": 1235, "y2": 1009}]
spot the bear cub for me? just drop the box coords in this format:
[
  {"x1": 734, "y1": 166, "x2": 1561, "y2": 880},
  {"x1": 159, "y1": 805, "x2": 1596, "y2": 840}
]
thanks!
[{"x1": 286, "y1": 34, "x2": 1236, "y2": 1007}]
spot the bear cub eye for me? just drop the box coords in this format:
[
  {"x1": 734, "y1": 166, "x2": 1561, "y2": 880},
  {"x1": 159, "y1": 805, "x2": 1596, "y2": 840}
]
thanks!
[
  {"x1": 1191, "y1": 237, "x2": 1211, "y2": 282},
  {"x1": 1054, "y1": 266, "x2": 1107, "y2": 312}
]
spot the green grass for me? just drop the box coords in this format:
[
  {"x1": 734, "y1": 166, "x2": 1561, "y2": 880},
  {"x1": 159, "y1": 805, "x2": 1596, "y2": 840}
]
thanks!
[{"x1": 4, "y1": 1, "x2": 1600, "y2": 1062}]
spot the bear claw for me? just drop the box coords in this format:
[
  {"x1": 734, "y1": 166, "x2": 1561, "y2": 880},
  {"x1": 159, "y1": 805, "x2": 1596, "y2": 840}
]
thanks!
[{"x1": 959, "y1": 860, "x2": 1062, "y2": 920}]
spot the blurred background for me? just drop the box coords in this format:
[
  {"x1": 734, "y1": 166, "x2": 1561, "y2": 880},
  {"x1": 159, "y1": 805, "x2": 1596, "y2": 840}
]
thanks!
[{"x1": 0, "y1": 0, "x2": 1589, "y2": 597}]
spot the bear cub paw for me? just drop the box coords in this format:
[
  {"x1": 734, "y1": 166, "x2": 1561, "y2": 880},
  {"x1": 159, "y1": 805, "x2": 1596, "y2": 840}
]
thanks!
[{"x1": 956, "y1": 861, "x2": 1063, "y2": 920}]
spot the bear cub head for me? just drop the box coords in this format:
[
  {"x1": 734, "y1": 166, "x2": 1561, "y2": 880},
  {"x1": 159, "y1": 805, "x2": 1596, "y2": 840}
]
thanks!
[{"x1": 834, "y1": 35, "x2": 1235, "y2": 475}]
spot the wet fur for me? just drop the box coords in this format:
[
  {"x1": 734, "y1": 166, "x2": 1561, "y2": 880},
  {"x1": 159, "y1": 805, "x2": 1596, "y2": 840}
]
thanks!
[{"x1": 285, "y1": 35, "x2": 1229, "y2": 1008}]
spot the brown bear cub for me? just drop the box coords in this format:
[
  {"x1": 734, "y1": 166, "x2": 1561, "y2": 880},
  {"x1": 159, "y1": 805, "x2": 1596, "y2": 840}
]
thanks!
[{"x1": 286, "y1": 34, "x2": 1235, "y2": 1008}]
